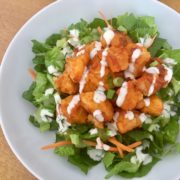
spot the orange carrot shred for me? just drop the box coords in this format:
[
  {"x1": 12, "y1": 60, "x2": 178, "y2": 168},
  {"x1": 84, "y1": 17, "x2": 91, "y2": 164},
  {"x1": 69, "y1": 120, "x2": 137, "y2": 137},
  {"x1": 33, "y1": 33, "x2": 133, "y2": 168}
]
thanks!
[
  {"x1": 128, "y1": 141, "x2": 142, "y2": 149},
  {"x1": 41, "y1": 140, "x2": 72, "y2": 150},
  {"x1": 98, "y1": 11, "x2": 111, "y2": 28},
  {"x1": 83, "y1": 140, "x2": 96, "y2": 147},
  {"x1": 28, "y1": 68, "x2": 36, "y2": 80},
  {"x1": 97, "y1": 26, "x2": 103, "y2": 36},
  {"x1": 108, "y1": 137, "x2": 134, "y2": 153}
]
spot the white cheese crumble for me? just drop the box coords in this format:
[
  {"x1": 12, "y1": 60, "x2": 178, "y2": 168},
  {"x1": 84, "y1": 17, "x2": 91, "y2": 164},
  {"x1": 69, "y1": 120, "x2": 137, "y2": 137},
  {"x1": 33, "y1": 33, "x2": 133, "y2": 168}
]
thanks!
[
  {"x1": 95, "y1": 137, "x2": 110, "y2": 151},
  {"x1": 148, "y1": 124, "x2": 160, "y2": 132},
  {"x1": 163, "y1": 58, "x2": 176, "y2": 66},
  {"x1": 47, "y1": 65, "x2": 60, "y2": 76},
  {"x1": 45, "y1": 88, "x2": 54, "y2": 96},
  {"x1": 125, "y1": 111, "x2": 134, "y2": 120},
  {"x1": 130, "y1": 146, "x2": 152, "y2": 165},
  {"x1": 40, "y1": 109, "x2": 53, "y2": 122},
  {"x1": 87, "y1": 149, "x2": 104, "y2": 161},
  {"x1": 68, "y1": 29, "x2": 80, "y2": 47},
  {"x1": 89, "y1": 128, "x2": 98, "y2": 135},
  {"x1": 93, "y1": 110, "x2": 104, "y2": 122}
]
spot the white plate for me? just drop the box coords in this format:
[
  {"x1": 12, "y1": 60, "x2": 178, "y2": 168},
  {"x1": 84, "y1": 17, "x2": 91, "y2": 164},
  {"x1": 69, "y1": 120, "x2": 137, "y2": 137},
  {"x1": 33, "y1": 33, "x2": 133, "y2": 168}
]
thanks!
[{"x1": 0, "y1": 0, "x2": 180, "y2": 179}]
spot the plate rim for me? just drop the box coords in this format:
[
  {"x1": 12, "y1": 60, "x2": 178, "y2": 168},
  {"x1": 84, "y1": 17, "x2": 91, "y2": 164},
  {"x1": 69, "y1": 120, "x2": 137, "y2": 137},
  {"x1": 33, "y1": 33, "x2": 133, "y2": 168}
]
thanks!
[{"x1": 0, "y1": 0, "x2": 179, "y2": 179}]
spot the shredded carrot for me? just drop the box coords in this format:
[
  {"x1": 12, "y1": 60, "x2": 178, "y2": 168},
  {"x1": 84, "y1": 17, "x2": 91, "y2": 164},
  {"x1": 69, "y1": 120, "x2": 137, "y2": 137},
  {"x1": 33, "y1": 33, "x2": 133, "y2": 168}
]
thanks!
[
  {"x1": 128, "y1": 141, "x2": 142, "y2": 149},
  {"x1": 41, "y1": 140, "x2": 72, "y2": 150},
  {"x1": 108, "y1": 137, "x2": 134, "y2": 153},
  {"x1": 83, "y1": 140, "x2": 96, "y2": 147},
  {"x1": 117, "y1": 146, "x2": 124, "y2": 158},
  {"x1": 98, "y1": 11, "x2": 111, "y2": 28},
  {"x1": 97, "y1": 26, "x2": 103, "y2": 36},
  {"x1": 28, "y1": 68, "x2": 36, "y2": 80},
  {"x1": 108, "y1": 147, "x2": 118, "y2": 152}
]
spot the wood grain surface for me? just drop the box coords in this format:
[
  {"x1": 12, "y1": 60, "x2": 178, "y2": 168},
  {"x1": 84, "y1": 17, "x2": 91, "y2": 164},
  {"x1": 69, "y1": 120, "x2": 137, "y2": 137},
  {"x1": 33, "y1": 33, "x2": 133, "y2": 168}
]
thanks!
[{"x1": 0, "y1": 0, "x2": 179, "y2": 179}]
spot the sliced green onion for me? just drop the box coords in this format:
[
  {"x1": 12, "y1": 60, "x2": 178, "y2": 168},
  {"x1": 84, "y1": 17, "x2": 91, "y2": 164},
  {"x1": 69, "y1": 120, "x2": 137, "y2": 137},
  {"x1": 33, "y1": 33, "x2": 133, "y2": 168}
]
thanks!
[
  {"x1": 113, "y1": 77, "x2": 124, "y2": 87},
  {"x1": 149, "y1": 61, "x2": 158, "y2": 67},
  {"x1": 107, "y1": 75, "x2": 114, "y2": 89},
  {"x1": 106, "y1": 89, "x2": 115, "y2": 99}
]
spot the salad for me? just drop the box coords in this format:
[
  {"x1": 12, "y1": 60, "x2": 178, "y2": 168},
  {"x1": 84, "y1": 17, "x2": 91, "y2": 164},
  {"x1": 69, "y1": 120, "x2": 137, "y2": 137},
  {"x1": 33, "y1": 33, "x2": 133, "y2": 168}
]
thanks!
[{"x1": 23, "y1": 13, "x2": 180, "y2": 179}]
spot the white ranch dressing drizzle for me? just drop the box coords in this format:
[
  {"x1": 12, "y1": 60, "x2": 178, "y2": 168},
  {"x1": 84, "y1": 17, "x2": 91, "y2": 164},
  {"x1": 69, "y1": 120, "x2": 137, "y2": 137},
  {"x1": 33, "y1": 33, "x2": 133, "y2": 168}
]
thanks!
[
  {"x1": 54, "y1": 93, "x2": 71, "y2": 133},
  {"x1": 93, "y1": 81, "x2": 106, "y2": 103},
  {"x1": 100, "y1": 47, "x2": 109, "y2": 77},
  {"x1": 162, "y1": 64, "x2": 173, "y2": 83},
  {"x1": 148, "y1": 75, "x2": 156, "y2": 96},
  {"x1": 124, "y1": 48, "x2": 142, "y2": 79},
  {"x1": 76, "y1": 49, "x2": 85, "y2": 56},
  {"x1": 139, "y1": 36, "x2": 156, "y2": 48},
  {"x1": 90, "y1": 41, "x2": 102, "y2": 59},
  {"x1": 116, "y1": 82, "x2": 128, "y2": 107},
  {"x1": 93, "y1": 110, "x2": 104, "y2": 122},
  {"x1": 125, "y1": 111, "x2": 134, "y2": 120},
  {"x1": 145, "y1": 67, "x2": 159, "y2": 74},
  {"x1": 103, "y1": 28, "x2": 115, "y2": 46},
  {"x1": 107, "y1": 112, "x2": 120, "y2": 137},
  {"x1": 144, "y1": 98, "x2": 150, "y2": 107},
  {"x1": 145, "y1": 67, "x2": 160, "y2": 97},
  {"x1": 79, "y1": 67, "x2": 89, "y2": 93},
  {"x1": 67, "y1": 95, "x2": 80, "y2": 115}
]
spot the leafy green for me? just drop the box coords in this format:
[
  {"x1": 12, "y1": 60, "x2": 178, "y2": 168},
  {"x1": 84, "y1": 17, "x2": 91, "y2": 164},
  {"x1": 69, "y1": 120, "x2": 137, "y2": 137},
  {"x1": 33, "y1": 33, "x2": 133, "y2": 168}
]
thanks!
[
  {"x1": 45, "y1": 33, "x2": 61, "y2": 47},
  {"x1": 45, "y1": 47, "x2": 65, "y2": 72},
  {"x1": 119, "y1": 158, "x2": 159, "y2": 178},
  {"x1": 32, "y1": 55, "x2": 45, "y2": 65},
  {"x1": 105, "y1": 161, "x2": 140, "y2": 179},
  {"x1": 68, "y1": 149, "x2": 99, "y2": 174},
  {"x1": 116, "y1": 13, "x2": 158, "y2": 42},
  {"x1": 117, "y1": 13, "x2": 137, "y2": 31},
  {"x1": 126, "y1": 130, "x2": 151, "y2": 141},
  {"x1": 159, "y1": 49, "x2": 180, "y2": 63},
  {"x1": 89, "y1": 18, "x2": 106, "y2": 28},
  {"x1": 148, "y1": 38, "x2": 171, "y2": 57},
  {"x1": 32, "y1": 73, "x2": 48, "y2": 101},
  {"x1": 103, "y1": 152, "x2": 115, "y2": 168},
  {"x1": 22, "y1": 82, "x2": 36, "y2": 103},
  {"x1": 40, "y1": 122, "x2": 51, "y2": 132},
  {"x1": 70, "y1": 134, "x2": 80, "y2": 146},
  {"x1": 54, "y1": 145, "x2": 75, "y2": 156},
  {"x1": 163, "y1": 119, "x2": 179, "y2": 144},
  {"x1": 29, "y1": 115, "x2": 40, "y2": 128},
  {"x1": 32, "y1": 40, "x2": 51, "y2": 54},
  {"x1": 173, "y1": 63, "x2": 180, "y2": 80}
]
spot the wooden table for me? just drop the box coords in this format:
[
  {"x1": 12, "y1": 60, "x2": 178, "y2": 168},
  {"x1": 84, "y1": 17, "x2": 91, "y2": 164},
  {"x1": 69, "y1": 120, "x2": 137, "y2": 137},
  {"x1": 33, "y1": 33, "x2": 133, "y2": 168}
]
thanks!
[{"x1": 0, "y1": 0, "x2": 179, "y2": 179}]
